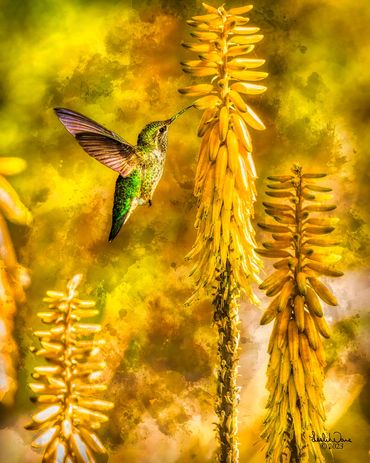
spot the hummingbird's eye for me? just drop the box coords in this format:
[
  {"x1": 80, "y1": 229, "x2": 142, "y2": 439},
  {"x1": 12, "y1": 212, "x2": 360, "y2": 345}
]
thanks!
[{"x1": 159, "y1": 126, "x2": 166, "y2": 134}]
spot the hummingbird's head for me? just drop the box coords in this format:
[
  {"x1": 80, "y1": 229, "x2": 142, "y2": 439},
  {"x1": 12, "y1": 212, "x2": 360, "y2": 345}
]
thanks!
[{"x1": 137, "y1": 105, "x2": 192, "y2": 151}]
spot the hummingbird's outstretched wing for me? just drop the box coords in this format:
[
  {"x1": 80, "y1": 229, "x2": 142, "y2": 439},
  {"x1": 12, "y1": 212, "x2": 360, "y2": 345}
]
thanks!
[{"x1": 54, "y1": 107, "x2": 137, "y2": 177}]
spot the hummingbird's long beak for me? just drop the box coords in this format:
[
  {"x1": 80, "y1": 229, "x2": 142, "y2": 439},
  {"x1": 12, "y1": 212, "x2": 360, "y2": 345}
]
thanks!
[{"x1": 167, "y1": 105, "x2": 193, "y2": 125}]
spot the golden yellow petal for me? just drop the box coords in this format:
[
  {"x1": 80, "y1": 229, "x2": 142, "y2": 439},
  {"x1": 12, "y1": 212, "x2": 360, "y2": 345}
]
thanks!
[
  {"x1": 260, "y1": 295, "x2": 280, "y2": 325},
  {"x1": 198, "y1": 52, "x2": 220, "y2": 62},
  {"x1": 218, "y1": 106, "x2": 229, "y2": 142},
  {"x1": 197, "y1": 107, "x2": 217, "y2": 138},
  {"x1": 190, "y1": 31, "x2": 219, "y2": 41},
  {"x1": 192, "y1": 13, "x2": 220, "y2": 22},
  {"x1": 304, "y1": 226, "x2": 335, "y2": 235},
  {"x1": 227, "y1": 44, "x2": 255, "y2": 57},
  {"x1": 231, "y1": 113, "x2": 252, "y2": 152},
  {"x1": 222, "y1": 169, "x2": 235, "y2": 212},
  {"x1": 71, "y1": 432, "x2": 95, "y2": 463},
  {"x1": 302, "y1": 173, "x2": 327, "y2": 179},
  {"x1": 77, "y1": 398, "x2": 114, "y2": 412},
  {"x1": 228, "y1": 5, "x2": 253, "y2": 15},
  {"x1": 72, "y1": 405, "x2": 109, "y2": 423},
  {"x1": 0, "y1": 176, "x2": 32, "y2": 225},
  {"x1": 304, "y1": 312, "x2": 319, "y2": 350},
  {"x1": 74, "y1": 384, "x2": 107, "y2": 393},
  {"x1": 79, "y1": 427, "x2": 107, "y2": 454},
  {"x1": 55, "y1": 441, "x2": 67, "y2": 462},
  {"x1": 258, "y1": 222, "x2": 291, "y2": 233},
  {"x1": 181, "y1": 59, "x2": 217, "y2": 68},
  {"x1": 229, "y1": 90, "x2": 246, "y2": 112},
  {"x1": 32, "y1": 404, "x2": 61, "y2": 424},
  {"x1": 229, "y1": 57, "x2": 265, "y2": 69},
  {"x1": 305, "y1": 287, "x2": 323, "y2": 317},
  {"x1": 234, "y1": 155, "x2": 250, "y2": 194},
  {"x1": 201, "y1": 2, "x2": 219, "y2": 14},
  {"x1": 230, "y1": 69, "x2": 268, "y2": 81},
  {"x1": 308, "y1": 277, "x2": 337, "y2": 306},
  {"x1": 246, "y1": 151, "x2": 257, "y2": 178},
  {"x1": 255, "y1": 249, "x2": 291, "y2": 258},
  {"x1": 303, "y1": 204, "x2": 336, "y2": 212},
  {"x1": 72, "y1": 323, "x2": 101, "y2": 334},
  {"x1": 226, "y1": 129, "x2": 240, "y2": 174},
  {"x1": 306, "y1": 252, "x2": 341, "y2": 264},
  {"x1": 215, "y1": 145, "x2": 228, "y2": 195},
  {"x1": 32, "y1": 426, "x2": 60, "y2": 448},
  {"x1": 62, "y1": 418, "x2": 72, "y2": 438},
  {"x1": 313, "y1": 315, "x2": 331, "y2": 339},
  {"x1": 305, "y1": 238, "x2": 340, "y2": 247},
  {"x1": 304, "y1": 262, "x2": 343, "y2": 277},
  {"x1": 40, "y1": 341, "x2": 63, "y2": 352},
  {"x1": 183, "y1": 67, "x2": 218, "y2": 77},
  {"x1": 208, "y1": 123, "x2": 220, "y2": 161},
  {"x1": 240, "y1": 105, "x2": 266, "y2": 131},
  {"x1": 305, "y1": 183, "x2": 332, "y2": 192},
  {"x1": 293, "y1": 295, "x2": 305, "y2": 333},
  {"x1": 259, "y1": 269, "x2": 290, "y2": 290},
  {"x1": 193, "y1": 95, "x2": 221, "y2": 110},
  {"x1": 34, "y1": 365, "x2": 62, "y2": 375},
  {"x1": 231, "y1": 26, "x2": 260, "y2": 35},
  {"x1": 277, "y1": 305, "x2": 290, "y2": 349},
  {"x1": 229, "y1": 34, "x2": 264, "y2": 45}
]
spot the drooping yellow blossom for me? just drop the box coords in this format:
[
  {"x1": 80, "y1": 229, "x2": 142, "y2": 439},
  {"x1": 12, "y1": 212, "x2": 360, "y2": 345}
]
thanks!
[
  {"x1": 179, "y1": 2, "x2": 267, "y2": 303},
  {"x1": 257, "y1": 165, "x2": 343, "y2": 462}
]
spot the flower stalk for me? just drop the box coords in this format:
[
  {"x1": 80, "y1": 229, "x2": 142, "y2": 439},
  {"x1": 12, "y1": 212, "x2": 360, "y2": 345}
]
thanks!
[
  {"x1": 257, "y1": 165, "x2": 343, "y2": 462},
  {"x1": 179, "y1": 4, "x2": 267, "y2": 462},
  {"x1": 26, "y1": 274, "x2": 113, "y2": 463}
]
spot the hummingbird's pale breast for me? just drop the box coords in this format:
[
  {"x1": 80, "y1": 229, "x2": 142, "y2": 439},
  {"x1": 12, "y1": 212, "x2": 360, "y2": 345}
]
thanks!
[{"x1": 140, "y1": 147, "x2": 166, "y2": 202}]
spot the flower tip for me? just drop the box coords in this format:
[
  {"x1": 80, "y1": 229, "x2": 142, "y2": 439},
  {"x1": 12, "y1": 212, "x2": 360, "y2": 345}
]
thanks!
[{"x1": 67, "y1": 274, "x2": 83, "y2": 293}]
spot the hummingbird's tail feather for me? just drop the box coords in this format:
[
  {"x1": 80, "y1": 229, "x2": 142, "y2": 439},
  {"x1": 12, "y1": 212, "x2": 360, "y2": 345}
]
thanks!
[
  {"x1": 109, "y1": 171, "x2": 141, "y2": 241},
  {"x1": 108, "y1": 212, "x2": 129, "y2": 242}
]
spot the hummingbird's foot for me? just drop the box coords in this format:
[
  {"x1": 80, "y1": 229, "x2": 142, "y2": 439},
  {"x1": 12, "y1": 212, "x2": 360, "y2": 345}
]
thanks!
[{"x1": 148, "y1": 199, "x2": 152, "y2": 207}]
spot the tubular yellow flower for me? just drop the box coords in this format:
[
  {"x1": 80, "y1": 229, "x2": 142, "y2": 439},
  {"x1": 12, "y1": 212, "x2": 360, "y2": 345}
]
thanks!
[
  {"x1": 0, "y1": 156, "x2": 31, "y2": 405},
  {"x1": 180, "y1": 2, "x2": 267, "y2": 302},
  {"x1": 257, "y1": 165, "x2": 343, "y2": 462},
  {"x1": 180, "y1": 4, "x2": 267, "y2": 462},
  {"x1": 26, "y1": 274, "x2": 113, "y2": 463}
]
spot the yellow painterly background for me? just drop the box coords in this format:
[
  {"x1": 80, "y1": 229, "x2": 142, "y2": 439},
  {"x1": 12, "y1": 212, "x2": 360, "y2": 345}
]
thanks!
[{"x1": 0, "y1": 0, "x2": 369, "y2": 462}]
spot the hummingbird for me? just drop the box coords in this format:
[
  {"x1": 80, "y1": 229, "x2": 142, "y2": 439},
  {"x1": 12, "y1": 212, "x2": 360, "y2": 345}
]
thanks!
[{"x1": 54, "y1": 105, "x2": 191, "y2": 241}]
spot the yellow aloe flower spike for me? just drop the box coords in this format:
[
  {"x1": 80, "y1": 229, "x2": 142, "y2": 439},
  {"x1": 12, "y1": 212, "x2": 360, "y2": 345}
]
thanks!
[
  {"x1": 179, "y1": 4, "x2": 267, "y2": 462},
  {"x1": 0, "y1": 156, "x2": 31, "y2": 405},
  {"x1": 257, "y1": 165, "x2": 343, "y2": 462},
  {"x1": 26, "y1": 274, "x2": 114, "y2": 463}
]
